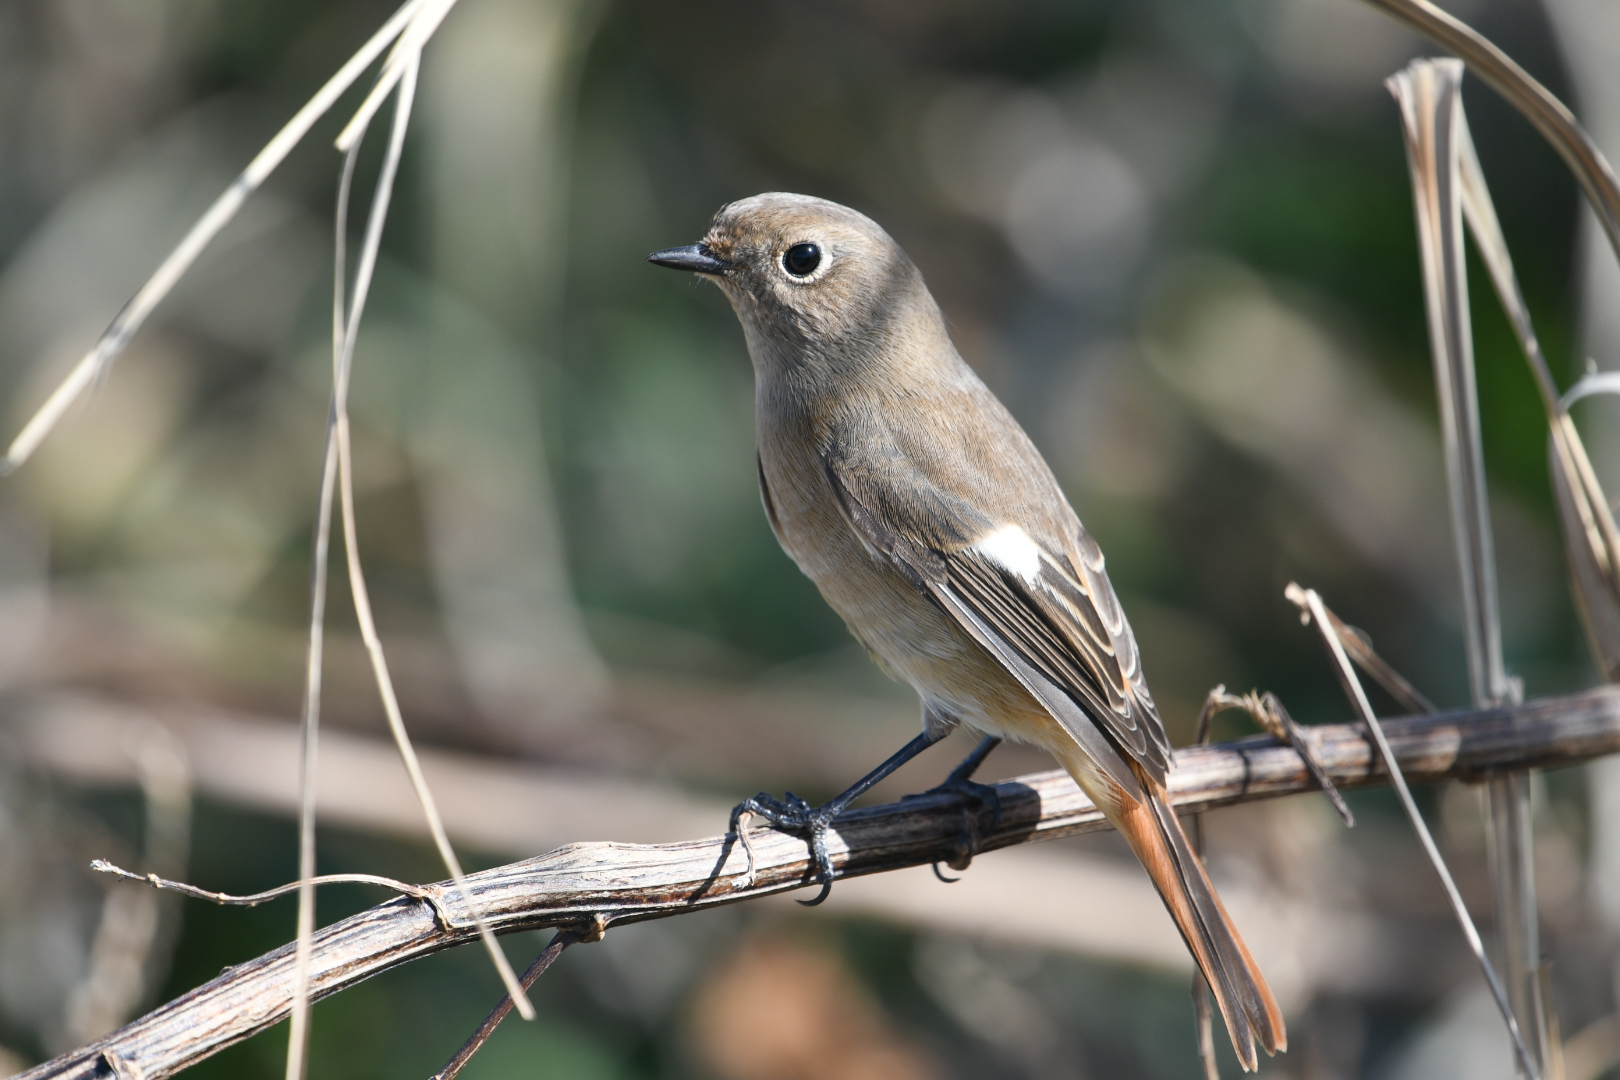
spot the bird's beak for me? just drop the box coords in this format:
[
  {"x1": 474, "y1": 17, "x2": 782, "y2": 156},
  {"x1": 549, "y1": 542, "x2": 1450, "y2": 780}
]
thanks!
[{"x1": 646, "y1": 243, "x2": 728, "y2": 275}]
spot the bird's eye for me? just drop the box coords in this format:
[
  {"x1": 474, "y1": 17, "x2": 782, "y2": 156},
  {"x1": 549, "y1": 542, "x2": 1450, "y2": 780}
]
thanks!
[{"x1": 782, "y1": 242, "x2": 821, "y2": 277}]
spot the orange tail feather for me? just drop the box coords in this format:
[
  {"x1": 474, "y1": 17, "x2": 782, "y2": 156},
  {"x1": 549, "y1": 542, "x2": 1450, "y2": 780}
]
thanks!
[{"x1": 1088, "y1": 767, "x2": 1286, "y2": 1071}]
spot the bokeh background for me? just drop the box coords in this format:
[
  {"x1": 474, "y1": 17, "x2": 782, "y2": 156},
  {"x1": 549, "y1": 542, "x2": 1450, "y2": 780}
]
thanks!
[{"x1": 1, "y1": 0, "x2": 1619, "y2": 1077}]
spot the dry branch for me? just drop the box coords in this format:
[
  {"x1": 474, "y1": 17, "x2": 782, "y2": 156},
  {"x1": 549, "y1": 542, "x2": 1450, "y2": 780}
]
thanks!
[{"x1": 20, "y1": 685, "x2": 1620, "y2": 1080}]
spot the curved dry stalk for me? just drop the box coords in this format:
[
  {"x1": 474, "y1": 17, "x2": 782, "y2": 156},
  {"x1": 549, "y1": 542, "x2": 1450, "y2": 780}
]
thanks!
[
  {"x1": 1365, "y1": 0, "x2": 1620, "y2": 688},
  {"x1": 1188, "y1": 695, "x2": 1226, "y2": 1080},
  {"x1": 1549, "y1": 416, "x2": 1620, "y2": 681},
  {"x1": 1452, "y1": 115, "x2": 1561, "y2": 415},
  {"x1": 16, "y1": 686, "x2": 1620, "y2": 1080},
  {"x1": 91, "y1": 861, "x2": 447, "y2": 916},
  {"x1": 0, "y1": 0, "x2": 426, "y2": 473},
  {"x1": 1360, "y1": 0, "x2": 1620, "y2": 266},
  {"x1": 336, "y1": 0, "x2": 460, "y2": 151},
  {"x1": 1389, "y1": 59, "x2": 1511, "y2": 709},
  {"x1": 1440, "y1": 62, "x2": 1620, "y2": 684},
  {"x1": 1380, "y1": 44, "x2": 1620, "y2": 1066},
  {"x1": 1364, "y1": 0, "x2": 1620, "y2": 687},
  {"x1": 283, "y1": 177, "x2": 352, "y2": 1080},
  {"x1": 1196, "y1": 685, "x2": 1354, "y2": 827}
]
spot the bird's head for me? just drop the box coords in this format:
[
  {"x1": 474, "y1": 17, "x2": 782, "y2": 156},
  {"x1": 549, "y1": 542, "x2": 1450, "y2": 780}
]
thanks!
[{"x1": 648, "y1": 193, "x2": 947, "y2": 388}]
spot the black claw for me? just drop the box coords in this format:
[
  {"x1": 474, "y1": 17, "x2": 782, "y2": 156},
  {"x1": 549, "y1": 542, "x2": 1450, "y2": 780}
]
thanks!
[
  {"x1": 806, "y1": 813, "x2": 836, "y2": 894},
  {"x1": 931, "y1": 862, "x2": 961, "y2": 884},
  {"x1": 797, "y1": 879, "x2": 835, "y2": 906}
]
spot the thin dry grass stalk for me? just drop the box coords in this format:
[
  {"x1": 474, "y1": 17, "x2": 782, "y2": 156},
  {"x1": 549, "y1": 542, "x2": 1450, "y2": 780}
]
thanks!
[
  {"x1": 1389, "y1": 59, "x2": 1509, "y2": 707},
  {"x1": 1188, "y1": 696, "x2": 1221, "y2": 1080},
  {"x1": 1548, "y1": 419, "x2": 1620, "y2": 681},
  {"x1": 1185, "y1": 683, "x2": 1354, "y2": 1077},
  {"x1": 19, "y1": 685, "x2": 1620, "y2": 1080},
  {"x1": 292, "y1": 40, "x2": 532, "y2": 1080},
  {"x1": 64, "y1": 726, "x2": 193, "y2": 1044},
  {"x1": 1187, "y1": 691, "x2": 1232, "y2": 1080},
  {"x1": 1292, "y1": 585, "x2": 1540, "y2": 1079},
  {"x1": 0, "y1": 0, "x2": 427, "y2": 473},
  {"x1": 427, "y1": 925, "x2": 596, "y2": 1080},
  {"x1": 1196, "y1": 685, "x2": 1354, "y2": 827},
  {"x1": 1452, "y1": 79, "x2": 1620, "y2": 682},
  {"x1": 337, "y1": 0, "x2": 459, "y2": 151},
  {"x1": 91, "y1": 861, "x2": 447, "y2": 914},
  {"x1": 329, "y1": 55, "x2": 533, "y2": 1010}
]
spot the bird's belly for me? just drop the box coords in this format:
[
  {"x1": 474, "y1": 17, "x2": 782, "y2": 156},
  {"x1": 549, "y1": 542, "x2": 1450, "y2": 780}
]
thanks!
[{"x1": 766, "y1": 470, "x2": 1060, "y2": 750}]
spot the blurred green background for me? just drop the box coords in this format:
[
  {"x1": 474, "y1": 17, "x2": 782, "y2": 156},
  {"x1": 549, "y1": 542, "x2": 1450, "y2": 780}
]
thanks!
[{"x1": 2, "y1": 0, "x2": 1619, "y2": 1077}]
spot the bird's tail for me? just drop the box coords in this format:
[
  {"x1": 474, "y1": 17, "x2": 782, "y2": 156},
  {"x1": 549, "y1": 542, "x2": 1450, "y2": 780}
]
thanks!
[{"x1": 1100, "y1": 768, "x2": 1286, "y2": 1071}]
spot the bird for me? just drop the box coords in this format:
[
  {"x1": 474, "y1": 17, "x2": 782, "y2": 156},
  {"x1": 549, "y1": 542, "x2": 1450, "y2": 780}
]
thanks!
[{"x1": 647, "y1": 192, "x2": 1285, "y2": 1070}]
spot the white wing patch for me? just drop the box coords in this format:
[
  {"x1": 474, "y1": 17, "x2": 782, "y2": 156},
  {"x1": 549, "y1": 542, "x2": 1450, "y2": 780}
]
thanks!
[{"x1": 975, "y1": 524, "x2": 1044, "y2": 583}]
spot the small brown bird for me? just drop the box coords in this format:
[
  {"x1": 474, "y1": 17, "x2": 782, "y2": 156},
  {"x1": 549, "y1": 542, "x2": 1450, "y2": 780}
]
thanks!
[{"x1": 649, "y1": 193, "x2": 1285, "y2": 1069}]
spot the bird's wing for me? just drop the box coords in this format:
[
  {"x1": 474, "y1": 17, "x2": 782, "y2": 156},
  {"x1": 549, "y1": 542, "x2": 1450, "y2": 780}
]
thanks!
[{"x1": 823, "y1": 454, "x2": 1169, "y2": 794}]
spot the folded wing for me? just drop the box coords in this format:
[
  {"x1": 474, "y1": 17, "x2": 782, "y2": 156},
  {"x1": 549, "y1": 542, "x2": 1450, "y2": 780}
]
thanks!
[{"x1": 823, "y1": 459, "x2": 1170, "y2": 794}]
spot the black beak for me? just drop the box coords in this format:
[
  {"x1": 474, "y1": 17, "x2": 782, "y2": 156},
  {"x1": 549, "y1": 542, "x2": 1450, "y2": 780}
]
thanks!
[{"x1": 647, "y1": 244, "x2": 727, "y2": 274}]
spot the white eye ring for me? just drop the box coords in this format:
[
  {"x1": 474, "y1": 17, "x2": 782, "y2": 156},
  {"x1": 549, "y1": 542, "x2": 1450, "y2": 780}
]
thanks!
[{"x1": 779, "y1": 241, "x2": 831, "y2": 282}]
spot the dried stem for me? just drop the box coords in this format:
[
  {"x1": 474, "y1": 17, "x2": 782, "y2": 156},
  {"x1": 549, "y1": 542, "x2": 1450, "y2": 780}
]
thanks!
[
  {"x1": 316, "y1": 50, "x2": 533, "y2": 1030},
  {"x1": 1185, "y1": 680, "x2": 1356, "y2": 1077},
  {"x1": 336, "y1": 0, "x2": 459, "y2": 151},
  {"x1": 1205, "y1": 686, "x2": 1355, "y2": 828},
  {"x1": 324, "y1": 53, "x2": 532, "y2": 1022},
  {"x1": 1390, "y1": 60, "x2": 1512, "y2": 708},
  {"x1": 1189, "y1": 693, "x2": 1222, "y2": 1080},
  {"x1": 283, "y1": 153, "x2": 354, "y2": 1080},
  {"x1": 428, "y1": 924, "x2": 598, "y2": 1080},
  {"x1": 1364, "y1": 0, "x2": 1620, "y2": 694},
  {"x1": 1390, "y1": 59, "x2": 1549, "y2": 1078}
]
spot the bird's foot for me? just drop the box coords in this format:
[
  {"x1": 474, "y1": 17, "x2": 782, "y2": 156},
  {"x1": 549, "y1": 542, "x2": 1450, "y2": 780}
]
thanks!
[
  {"x1": 727, "y1": 730, "x2": 953, "y2": 906},
  {"x1": 908, "y1": 738, "x2": 1003, "y2": 881},
  {"x1": 729, "y1": 791, "x2": 842, "y2": 906}
]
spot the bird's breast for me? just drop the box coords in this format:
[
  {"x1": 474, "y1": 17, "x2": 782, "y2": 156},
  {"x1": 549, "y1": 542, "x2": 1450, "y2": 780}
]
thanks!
[{"x1": 755, "y1": 436, "x2": 915, "y2": 632}]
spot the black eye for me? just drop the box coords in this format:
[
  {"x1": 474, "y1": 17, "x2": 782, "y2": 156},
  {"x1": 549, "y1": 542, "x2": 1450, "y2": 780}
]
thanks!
[{"x1": 783, "y1": 242, "x2": 821, "y2": 277}]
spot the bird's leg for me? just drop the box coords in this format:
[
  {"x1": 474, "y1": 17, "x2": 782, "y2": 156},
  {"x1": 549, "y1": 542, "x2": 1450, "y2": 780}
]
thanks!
[
  {"x1": 730, "y1": 728, "x2": 948, "y2": 906},
  {"x1": 915, "y1": 734, "x2": 1003, "y2": 881}
]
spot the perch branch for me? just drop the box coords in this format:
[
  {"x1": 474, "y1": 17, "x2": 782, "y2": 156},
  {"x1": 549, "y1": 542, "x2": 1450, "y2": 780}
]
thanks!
[{"x1": 19, "y1": 685, "x2": 1620, "y2": 1080}]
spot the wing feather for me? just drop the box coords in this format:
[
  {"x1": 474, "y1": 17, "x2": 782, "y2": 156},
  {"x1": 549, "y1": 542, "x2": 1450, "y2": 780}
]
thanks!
[
  {"x1": 824, "y1": 458, "x2": 1171, "y2": 787},
  {"x1": 929, "y1": 583, "x2": 1143, "y2": 794}
]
